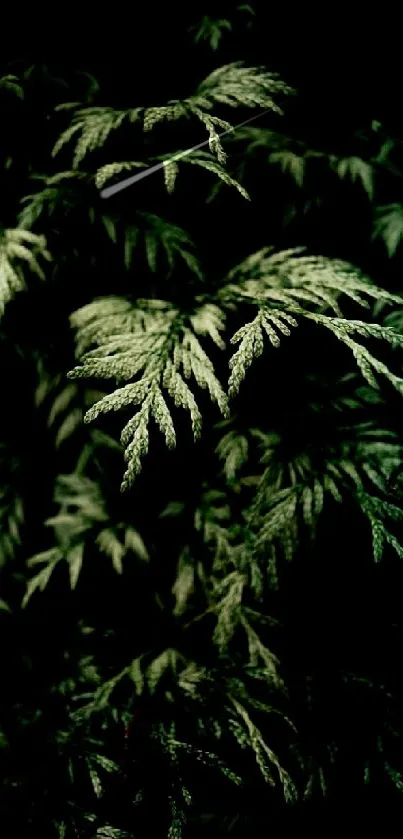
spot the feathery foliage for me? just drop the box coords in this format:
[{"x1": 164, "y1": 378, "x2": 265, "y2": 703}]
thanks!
[
  {"x1": 68, "y1": 297, "x2": 229, "y2": 488},
  {"x1": 0, "y1": 227, "x2": 51, "y2": 317},
  {"x1": 2, "y1": 14, "x2": 403, "y2": 838}
]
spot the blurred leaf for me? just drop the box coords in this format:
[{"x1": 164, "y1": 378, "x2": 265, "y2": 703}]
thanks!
[{"x1": 373, "y1": 204, "x2": 403, "y2": 256}]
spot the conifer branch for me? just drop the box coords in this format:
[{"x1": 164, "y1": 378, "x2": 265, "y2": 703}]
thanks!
[
  {"x1": 69, "y1": 298, "x2": 229, "y2": 489},
  {"x1": 0, "y1": 228, "x2": 51, "y2": 317}
]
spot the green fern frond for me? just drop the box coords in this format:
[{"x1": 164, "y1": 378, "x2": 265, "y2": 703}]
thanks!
[
  {"x1": 69, "y1": 296, "x2": 145, "y2": 356},
  {"x1": 237, "y1": 417, "x2": 403, "y2": 569},
  {"x1": 190, "y1": 302, "x2": 226, "y2": 348},
  {"x1": 269, "y1": 150, "x2": 305, "y2": 187},
  {"x1": 172, "y1": 550, "x2": 195, "y2": 616},
  {"x1": 144, "y1": 63, "x2": 290, "y2": 148},
  {"x1": 229, "y1": 697, "x2": 297, "y2": 799},
  {"x1": 335, "y1": 157, "x2": 374, "y2": 199},
  {"x1": 52, "y1": 64, "x2": 290, "y2": 180},
  {"x1": 94, "y1": 825, "x2": 131, "y2": 839},
  {"x1": 191, "y1": 112, "x2": 232, "y2": 163},
  {"x1": 52, "y1": 106, "x2": 143, "y2": 167},
  {"x1": 223, "y1": 248, "x2": 402, "y2": 308},
  {"x1": 240, "y1": 612, "x2": 279, "y2": 677},
  {"x1": 69, "y1": 298, "x2": 229, "y2": 489},
  {"x1": 163, "y1": 159, "x2": 179, "y2": 194},
  {"x1": 117, "y1": 215, "x2": 203, "y2": 277},
  {"x1": 180, "y1": 150, "x2": 250, "y2": 199},
  {"x1": 189, "y1": 16, "x2": 232, "y2": 51},
  {"x1": 0, "y1": 228, "x2": 51, "y2": 317},
  {"x1": 23, "y1": 473, "x2": 149, "y2": 603},
  {"x1": 95, "y1": 161, "x2": 145, "y2": 189},
  {"x1": 35, "y1": 362, "x2": 85, "y2": 448},
  {"x1": 373, "y1": 204, "x2": 403, "y2": 256},
  {"x1": 194, "y1": 487, "x2": 233, "y2": 566},
  {"x1": 0, "y1": 73, "x2": 24, "y2": 99},
  {"x1": 222, "y1": 249, "x2": 403, "y2": 396},
  {"x1": 213, "y1": 571, "x2": 245, "y2": 648},
  {"x1": 0, "y1": 485, "x2": 24, "y2": 567},
  {"x1": 22, "y1": 548, "x2": 62, "y2": 607},
  {"x1": 157, "y1": 147, "x2": 249, "y2": 199},
  {"x1": 384, "y1": 307, "x2": 403, "y2": 333},
  {"x1": 193, "y1": 62, "x2": 292, "y2": 112},
  {"x1": 143, "y1": 102, "x2": 187, "y2": 132},
  {"x1": 359, "y1": 491, "x2": 403, "y2": 561},
  {"x1": 224, "y1": 126, "x2": 378, "y2": 207},
  {"x1": 140, "y1": 214, "x2": 203, "y2": 278},
  {"x1": 18, "y1": 171, "x2": 89, "y2": 228},
  {"x1": 216, "y1": 429, "x2": 249, "y2": 483},
  {"x1": 228, "y1": 309, "x2": 298, "y2": 397}
]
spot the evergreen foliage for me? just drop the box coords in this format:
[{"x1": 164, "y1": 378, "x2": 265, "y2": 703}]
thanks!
[{"x1": 2, "y1": 8, "x2": 403, "y2": 837}]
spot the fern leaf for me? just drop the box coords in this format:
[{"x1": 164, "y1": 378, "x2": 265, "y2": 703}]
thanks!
[
  {"x1": 69, "y1": 298, "x2": 228, "y2": 488},
  {"x1": 0, "y1": 228, "x2": 51, "y2": 318},
  {"x1": 96, "y1": 529, "x2": 125, "y2": 574},
  {"x1": 172, "y1": 551, "x2": 195, "y2": 616},
  {"x1": 216, "y1": 430, "x2": 249, "y2": 482},
  {"x1": 213, "y1": 572, "x2": 245, "y2": 648},
  {"x1": 359, "y1": 491, "x2": 403, "y2": 561},
  {"x1": 190, "y1": 16, "x2": 232, "y2": 51},
  {"x1": 52, "y1": 107, "x2": 143, "y2": 167},
  {"x1": 95, "y1": 161, "x2": 145, "y2": 189},
  {"x1": 269, "y1": 150, "x2": 305, "y2": 187},
  {"x1": 230, "y1": 697, "x2": 297, "y2": 799},
  {"x1": 184, "y1": 153, "x2": 250, "y2": 200},
  {"x1": 228, "y1": 310, "x2": 297, "y2": 397},
  {"x1": 163, "y1": 159, "x2": 179, "y2": 194},
  {"x1": 373, "y1": 204, "x2": 403, "y2": 256},
  {"x1": 224, "y1": 249, "x2": 403, "y2": 396},
  {"x1": 68, "y1": 543, "x2": 84, "y2": 588},
  {"x1": 22, "y1": 549, "x2": 62, "y2": 607},
  {"x1": 194, "y1": 62, "x2": 293, "y2": 112},
  {"x1": 0, "y1": 73, "x2": 24, "y2": 99},
  {"x1": 140, "y1": 214, "x2": 203, "y2": 279},
  {"x1": 336, "y1": 157, "x2": 374, "y2": 199}
]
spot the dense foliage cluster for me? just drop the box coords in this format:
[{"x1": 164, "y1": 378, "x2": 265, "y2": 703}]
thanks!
[{"x1": 2, "y1": 8, "x2": 403, "y2": 836}]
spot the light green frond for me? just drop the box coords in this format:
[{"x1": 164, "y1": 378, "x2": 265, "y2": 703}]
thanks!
[
  {"x1": 146, "y1": 648, "x2": 180, "y2": 694},
  {"x1": 143, "y1": 103, "x2": 186, "y2": 132},
  {"x1": 223, "y1": 249, "x2": 403, "y2": 396},
  {"x1": 0, "y1": 485, "x2": 24, "y2": 569},
  {"x1": 230, "y1": 697, "x2": 297, "y2": 798},
  {"x1": 22, "y1": 548, "x2": 62, "y2": 607},
  {"x1": 52, "y1": 64, "x2": 290, "y2": 181},
  {"x1": 359, "y1": 491, "x2": 403, "y2": 561},
  {"x1": 52, "y1": 106, "x2": 143, "y2": 167},
  {"x1": 243, "y1": 417, "x2": 403, "y2": 574},
  {"x1": 190, "y1": 303, "x2": 226, "y2": 348},
  {"x1": 336, "y1": 156, "x2": 374, "y2": 199},
  {"x1": 139, "y1": 214, "x2": 203, "y2": 279},
  {"x1": 0, "y1": 228, "x2": 51, "y2": 317},
  {"x1": 213, "y1": 571, "x2": 245, "y2": 648},
  {"x1": 269, "y1": 150, "x2": 305, "y2": 187},
  {"x1": 183, "y1": 151, "x2": 250, "y2": 199},
  {"x1": 23, "y1": 472, "x2": 148, "y2": 600},
  {"x1": 228, "y1": 309, "x2": 298, "y2": 397},
  {"x1": 163, "y1": 159, "x2": 179, "y2": 194},
  {"x1": 0, "y1": 73, "x2": 24, "y2": 99},
  {"x1": 189, "y1": 16, "x2": 232, "y2": 51},
  {"x1": 172, "y1": 551, "x2": 195, "y2": 616},
  {"x1": 373, "y1": 204, "x2": 403, "y2": 257},
  {"x1": 69, "y1": 298, "x2": 228, "y2": 488},
  {"x1": 216, "y1": 430, "x2": 249, "y2": 483},
  {"x1": 194, "y1": 62, "x2": 293, "y2": 112},
  {"x1": 95, "y1": 161, "x2": 145, "y2": 189}
]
